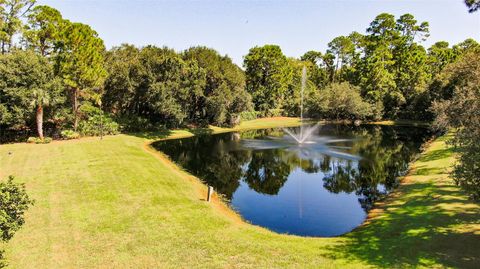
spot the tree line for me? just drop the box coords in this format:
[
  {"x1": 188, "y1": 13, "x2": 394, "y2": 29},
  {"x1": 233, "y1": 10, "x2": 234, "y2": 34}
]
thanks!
[
  {"x1": 0, "y1": 2, "x2": 479, "y2": 197},
  {"x1": 245, "y1": 15, "x2": 478, "y2": 121},
  {"x1": 0, "y1": 1, "x2": 478, "y2": 140}
]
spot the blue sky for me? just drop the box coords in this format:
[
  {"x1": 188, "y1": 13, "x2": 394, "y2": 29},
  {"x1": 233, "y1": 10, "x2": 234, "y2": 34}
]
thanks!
[{"x1": 39, "y1": 0, "x2": 479, "y2": 66}]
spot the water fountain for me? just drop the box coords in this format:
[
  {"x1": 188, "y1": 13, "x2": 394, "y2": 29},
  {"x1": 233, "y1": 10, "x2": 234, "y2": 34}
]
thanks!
[
  {"x1": 283, "y1": 66, "x2": 320, "y2": 144},
  {"x1": 153, "y1": 64, "x2": 430, "y2": 236},
  {"x1": 239, "y1": 65, "x2": 361, "y2": 161}
]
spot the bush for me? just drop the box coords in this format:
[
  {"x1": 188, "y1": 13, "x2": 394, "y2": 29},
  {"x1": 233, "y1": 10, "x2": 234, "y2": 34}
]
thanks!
[
  {"x1": 78, "y1": 114, "x2": 119, "y2": 136},
  {"x1": 0, "y1": 176, "x2": 34, "y2": 267},
  {"x1": 60, "y1": 130, "x2": 80, "y2": 140},
  {"x1": 26, "y1": 137, "x2": 52, "y2": 144},
  {"x1": 0, "y1": 176, "x2": 34, "y2": 242},
  {"x1": 306, "y1": 82, "x2": 373, "y2": 120},
  {"x1": 239, "y1": 111, "x2": 259, "y2": 122},
  {"x1": 266, "y1": 109, "x2": 284, "y2": 117},
  {"x1": 77, "y1": 102, "x2": 120, "y2": 136},
  {"x1": 433, "y1": 51, "x2": 480, "y2": 199},
  {"x1": 452, "y1": 140, "x2": 480, "y2": 199}
]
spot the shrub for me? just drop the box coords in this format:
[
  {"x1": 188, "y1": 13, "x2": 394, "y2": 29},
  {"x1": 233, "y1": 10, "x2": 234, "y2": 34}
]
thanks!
[
  {"x1": 433, "y1": 51, "x2": 480, "y2": 199},
  {"x1": 60, "y1": 130, "x2": 80, "y2": 140},
  {"x1": 26, "y1": 137, "x2": 52, "y2": 144},
  {"x1": 78, "y1": 114, "x2": 119, "y2": 136},
  {"x1": 266, "y1": 109, "x2": 284, "y2": 117},
  {"x1": 0, "y1": 176, "x2": 34, "y2": 267},
  {"x1": 0, "y1": 176, "x2": 34, "y2": 241},
  {"x1": 239, "y1": 111, "x2": 259, "y2": 122},
  {"x1": 77, "y1": 102, "x2": 120, "y2": 136},
  {"x1": 306, "y1": 82, "x2": 373, "y2": 120}
]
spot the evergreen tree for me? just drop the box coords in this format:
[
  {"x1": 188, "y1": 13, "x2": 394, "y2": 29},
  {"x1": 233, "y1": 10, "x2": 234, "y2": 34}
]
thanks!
[
  {"x1": 56, "y1": 21, "x2": 106, "y2": 130},
  {"x1": 23, "y1": 5, "x2": 64, "y2": 57},
  {"x1": 0, "y1": 0, "x2": 35, "y2": 54}
]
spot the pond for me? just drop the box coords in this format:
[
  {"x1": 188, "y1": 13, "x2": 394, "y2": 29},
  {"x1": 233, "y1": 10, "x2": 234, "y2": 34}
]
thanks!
[{"x1": 153, "y1": 124, "x2": 431, "y2": 237}]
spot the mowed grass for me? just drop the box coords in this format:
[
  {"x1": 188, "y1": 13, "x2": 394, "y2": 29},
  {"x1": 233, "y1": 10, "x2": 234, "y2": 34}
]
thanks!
[{"x1": 0, "y1": 118, "x2": 478, "y2": 268}]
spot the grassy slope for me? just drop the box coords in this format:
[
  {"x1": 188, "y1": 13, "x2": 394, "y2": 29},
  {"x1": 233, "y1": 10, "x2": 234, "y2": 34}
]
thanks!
[{"x1": 0, "y1": 118, "x2": 478, "y2": 268}]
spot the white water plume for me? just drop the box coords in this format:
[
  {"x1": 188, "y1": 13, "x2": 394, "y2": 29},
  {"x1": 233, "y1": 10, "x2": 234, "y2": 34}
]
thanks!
[{"x1": 283, "y1": 65, "x2": 319, "y2": 144}]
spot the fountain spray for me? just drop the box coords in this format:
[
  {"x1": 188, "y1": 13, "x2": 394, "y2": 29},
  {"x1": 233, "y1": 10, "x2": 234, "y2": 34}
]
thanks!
[{"x1": 283, "y1": 65, "x2": 320, "y2": 144}]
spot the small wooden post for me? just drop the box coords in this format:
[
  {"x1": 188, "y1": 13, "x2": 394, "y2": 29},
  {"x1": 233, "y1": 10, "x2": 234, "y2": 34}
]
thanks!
[{"x1": 207, "y1": 186, "x2": 214, "y2": 202}]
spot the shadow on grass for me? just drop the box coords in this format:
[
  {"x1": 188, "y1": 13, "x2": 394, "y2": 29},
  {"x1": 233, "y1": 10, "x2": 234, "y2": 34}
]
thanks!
[
  {"x1": 412, "y1": 165, "x2": 448, "y2": 176},
  {"x1": 328, "y1": 178, "x2": 480, "y2": 268},
  {"x1": 129, "y1": 127, "x2": 216, "y2": 141},
  {"x1": 418, "y1": 148, "x2": 455, "y2": 162},
  {"x1": 128, "y1": 128, "x2": 173, "y2": 140}
]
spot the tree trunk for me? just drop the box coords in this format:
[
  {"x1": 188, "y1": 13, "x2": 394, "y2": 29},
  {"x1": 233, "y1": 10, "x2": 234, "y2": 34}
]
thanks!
[
  {"x1": 36, "y1": 104, "x2": 44, "y2": 140},
  {"x1": 334, "y1": 56, "x2": 339, "y2": 82},
  {"x1": 73, "y1": 88, "x2": 79, "y2": 131}
]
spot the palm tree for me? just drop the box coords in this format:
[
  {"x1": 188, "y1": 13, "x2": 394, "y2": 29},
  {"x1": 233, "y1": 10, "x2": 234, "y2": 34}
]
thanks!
[{"x1": 31, "y1": 87, "x2": 56, "y2": 140}]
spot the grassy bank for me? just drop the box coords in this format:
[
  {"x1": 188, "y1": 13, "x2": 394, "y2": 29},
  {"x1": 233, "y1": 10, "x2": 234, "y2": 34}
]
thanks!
[{"x1": 0, "y1": 118, "x2": 478, "y2": 268}]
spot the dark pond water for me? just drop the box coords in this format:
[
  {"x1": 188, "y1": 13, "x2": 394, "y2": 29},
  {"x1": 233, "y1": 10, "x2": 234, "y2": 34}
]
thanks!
[{"x1": 153, "y1": 124, "x2": 431, "y2": 237}]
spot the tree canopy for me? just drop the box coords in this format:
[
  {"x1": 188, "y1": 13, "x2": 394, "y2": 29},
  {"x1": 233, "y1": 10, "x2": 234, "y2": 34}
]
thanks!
[
  {"x1": 433, "y1": 50, "x2": 480, "y2": 199},
  {"x1": 244, "y1": 45, "x2": 291, "y2": 115},
  {"x1": 0, "y1": 1, "x2": 479, "y2": 200}
]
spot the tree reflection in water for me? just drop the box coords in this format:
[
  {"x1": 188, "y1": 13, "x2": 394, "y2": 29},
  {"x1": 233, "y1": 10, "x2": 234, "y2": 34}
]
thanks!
[
  {"x1": 154, "y1": 125, "x2": 430, "y2": 212},
  {"x1": 154, "y1": 125, "x2": 431, "y2": 236}
]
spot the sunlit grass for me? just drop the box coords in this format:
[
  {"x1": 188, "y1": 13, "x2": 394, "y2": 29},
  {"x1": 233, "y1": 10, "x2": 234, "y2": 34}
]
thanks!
[{"x1": 0, "y1": 119, "x2": 477, "y2": 268}]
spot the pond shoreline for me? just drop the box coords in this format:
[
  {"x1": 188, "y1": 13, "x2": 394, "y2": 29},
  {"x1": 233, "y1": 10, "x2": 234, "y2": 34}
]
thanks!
[
  {"x1": 144, "y1": 117, "x2": 435, "y2": 237},
  {"x1": 2, "y1": 117, "x2": 477, "y2": 268}
]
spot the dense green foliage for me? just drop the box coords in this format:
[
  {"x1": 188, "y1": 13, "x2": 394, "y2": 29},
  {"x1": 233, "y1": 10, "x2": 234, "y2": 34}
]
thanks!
[
  {"x1": 244, "y1": 45, "x2": 291, "y2": 115},
  {"x1": 103, "y1": 45, "x2": 250, "y2": 128},
  {"x1": 183, "y1": 46, "x2": 251, "y2": 126},
  {"x1": 243, "y1": 14, "x2": 477, "y2": 122},
  {"x1": 60, "y1": 129, "x2": 79, "y2": 140},
  {"x1": 0, "y1": 176, "x2": 33, "y2": 242},
  {"x1": 433, "y1": 50, "x2": 480, "y2": 199},
  {"x1": 1, "y1": 121, "x2": 478, "y2": 268},
  {"x1": 306, "y1": 82, "x2": 373, "y2": 120},
  {"x1": 0, "y1": 1, "x2": 478, "y2": 199},
  {"x1": 1, "y1": 3, "x2": 107, "y2": 142},
  {"x1": 0, "y1": 50, "x2": 62, "y2": 140},
  {"x1": 0, "y1": 0, "x2": 35, "y2": 54},
  {"x1": 56, "y1": 21, "x2": 106, "y2": 131},
  {"x1": 77, "y1": 102, "x2": 119, "y2": 136},
  {"x1": 1, "y1": 3, "x2": 477, "y2": 139},
  {"x1": 0, "y1": 176, "x2": 33, "y2": 267}
]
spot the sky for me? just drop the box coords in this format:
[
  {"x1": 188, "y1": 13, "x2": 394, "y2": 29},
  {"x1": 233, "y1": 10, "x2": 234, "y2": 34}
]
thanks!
[{"x1": 38, "y1": 0, "x2": 480, "y2": 66}]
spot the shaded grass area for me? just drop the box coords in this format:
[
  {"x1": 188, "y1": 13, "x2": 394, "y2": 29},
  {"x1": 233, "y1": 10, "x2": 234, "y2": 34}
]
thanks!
[
  {"x1": 0, "y1": 119, "x2": 478, "y2": 268},
  {"x1": 336, "y1": 134, "x2": 479, "y2": 268}
]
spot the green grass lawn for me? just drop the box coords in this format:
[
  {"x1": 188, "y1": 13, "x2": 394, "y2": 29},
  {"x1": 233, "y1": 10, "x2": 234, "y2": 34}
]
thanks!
[{"x1": 0, "y1": 118, "x2": 478, "y2": 268}]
